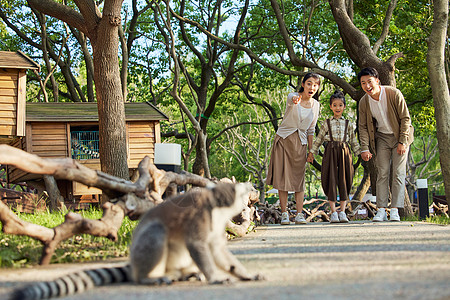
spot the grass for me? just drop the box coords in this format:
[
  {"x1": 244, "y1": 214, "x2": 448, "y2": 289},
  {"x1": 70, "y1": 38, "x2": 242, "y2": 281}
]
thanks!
[
  {"x1": 425, "y1": 214, "x2": 450, "y2": 225},
  {"x1": 403, "y1": 214, "x2": 450, "y2": 225},
  {"x1": 0, "y1": 208, "x2": 139, "y2": 268}
]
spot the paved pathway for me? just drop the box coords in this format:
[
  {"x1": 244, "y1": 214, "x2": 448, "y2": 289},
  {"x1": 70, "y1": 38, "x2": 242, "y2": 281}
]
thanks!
[{"x1": 1, "y1": 220, "x2": 449, "y2": 300}]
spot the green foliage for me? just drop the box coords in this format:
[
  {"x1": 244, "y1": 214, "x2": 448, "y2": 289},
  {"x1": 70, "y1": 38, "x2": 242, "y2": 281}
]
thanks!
[
  {"x1": 404, "y1": 214, "x2": 450, "y2": 225},
  {"x1": 351, "y1": 0, "x2": 435, "y2": 113},
  {"x1": 208, "y1": 89, "x2": 284, "y2": 183},
  {"x1": 409, "y1": 104, "x2": 436, "y2": 137},
  {"x1": 0, "y1": 209, "x2": 138, "y2": 268},
  {"x1": 426, "y1": 215, "x2": 450, "y2": 225},
  {"x1": 0, "y1": 0, "x2": 93, "y2": 102},
  {"x1": 408, "y1": 136, "x2": 442, "y2": 191},
  {"x1": 0, "y1": 0, "x2": 443, "y2": 193}
]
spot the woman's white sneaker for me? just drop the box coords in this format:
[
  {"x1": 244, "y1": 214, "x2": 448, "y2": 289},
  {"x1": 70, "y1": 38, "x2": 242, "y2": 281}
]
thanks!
[
  {"x1": 338, "y1": 211, "x2": 349, "y2": 223},
  {"x1": 295, "y1": 213, "x2": 307, "y2": 224},
  {"x1": 280, "y1": 211, "x2": 290, "y2": 225}
]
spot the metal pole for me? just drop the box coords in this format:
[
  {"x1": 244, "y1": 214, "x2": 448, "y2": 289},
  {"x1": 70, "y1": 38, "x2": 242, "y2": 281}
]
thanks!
[{"x1": 417, "y1": 179, "x2": 429, "y2": 219}]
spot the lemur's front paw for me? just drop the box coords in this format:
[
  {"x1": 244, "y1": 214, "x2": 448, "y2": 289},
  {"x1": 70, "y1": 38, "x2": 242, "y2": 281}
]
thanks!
[
  {"x1": 180, "y1": 272, "x2": 203, "y2": 282},
  {"x1": 140, "y1": 277, "x2": 173, "y2": 285},
  {"x1": 252, "y1": 274, "x2": 265, "y2": 281},
  {"x1": 209, "y1": 277, "x2": 232, "y2": 285},
  {"x1": 240, "y1": 273, "x2": 265, "y2": 281}
]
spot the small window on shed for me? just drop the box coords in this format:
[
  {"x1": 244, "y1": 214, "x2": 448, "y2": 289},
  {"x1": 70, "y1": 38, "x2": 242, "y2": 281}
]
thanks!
[{"x1": 70, "y1": 125, "x2": 100, "y2": 160}]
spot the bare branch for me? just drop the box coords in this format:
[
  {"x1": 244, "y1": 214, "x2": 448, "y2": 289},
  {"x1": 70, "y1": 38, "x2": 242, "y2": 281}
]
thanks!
[
  {"x1": 373, "y1": 0, "x2": 398, "y2": 54},
  {"x1": 210, "y1": 118, "x2": 281, "y2": 142},
  {"x1": 27, "y1": 0, "x2": 90, "y2": 37}
]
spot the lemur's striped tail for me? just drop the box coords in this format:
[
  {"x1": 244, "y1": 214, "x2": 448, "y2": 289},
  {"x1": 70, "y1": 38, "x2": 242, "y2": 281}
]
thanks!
[{"x1": 9, "y1": 265, "x2": 131, "y2": 300}]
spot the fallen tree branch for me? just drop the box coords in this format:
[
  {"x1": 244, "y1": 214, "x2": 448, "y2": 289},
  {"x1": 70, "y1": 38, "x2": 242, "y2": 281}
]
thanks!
[
  {"x1": 40, "y1": 202, "x2": 126, "y2": 265},
  {"x1": 0, "y1": 200, "x2": 54, "y2": 241},
  {"x1": 226, "y1": 185, "x2": 260, "y2": 237},
  {"x1": 0, "y1": 145, "x2": 214, "y2": 264},
  {"x1": 0, "y1": 145, "x2": 135, "y2": 199}
]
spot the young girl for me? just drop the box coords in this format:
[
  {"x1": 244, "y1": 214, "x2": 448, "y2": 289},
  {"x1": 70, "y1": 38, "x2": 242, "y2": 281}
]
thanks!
[
  {"x1": 267, "y1": 72, "x2": 321, "y2": 225},
  {"x1": 307, "y1": 91, "x2": 361, "y2": 223}
]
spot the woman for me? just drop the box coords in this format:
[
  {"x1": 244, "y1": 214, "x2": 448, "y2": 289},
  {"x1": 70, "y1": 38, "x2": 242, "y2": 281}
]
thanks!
[{"x1": 266, "y1": 73, "x2": 321, "y2": 225}]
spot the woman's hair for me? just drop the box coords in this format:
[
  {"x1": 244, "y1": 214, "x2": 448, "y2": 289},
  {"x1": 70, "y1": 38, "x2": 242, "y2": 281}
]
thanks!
[
  {"x1": 357, "y1": 67, "x2": 379, "y2": 82},
  {"x1": 330, "y1": 90, "x2": 346, "y2": 106},
  {"x1": 298, "y1": 72, "x2": 321, "y2": 100}
]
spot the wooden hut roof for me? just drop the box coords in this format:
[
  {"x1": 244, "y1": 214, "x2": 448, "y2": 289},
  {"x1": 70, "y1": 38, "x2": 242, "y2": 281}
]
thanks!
[
  {"x1": 0, "y1": 51, "x2": 40, "y2": 70},
  {"x1": 26, "y1": 102, "x2": 169, "y2": 122}
]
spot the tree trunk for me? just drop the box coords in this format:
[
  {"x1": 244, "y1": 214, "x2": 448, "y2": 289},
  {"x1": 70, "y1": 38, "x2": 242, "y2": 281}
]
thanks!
[
  {"x1": 27, "y1": 0, "x2": 130, "y2": 182},
  {"x1": 36, "y1": 12, "x2": 59, "y2": 102},
  {"x1": 58, "y1": 62, "x2": 82, "y2": 102},
  {"x1": 92, "y1": 1, "x2": 129, "y2": 180},
  {"x1": 70, "y1": 27, "x2": 96, "y2": 102},
  {"x1": 43, "y1": 175, "x2": 66, "y2": 211},
  {"x1": 401, "y1": 189, "x2": 414, "y2": 217},
  {"x1": 192, "y1": 131, "x2": 210, "y2": 178},
  {"x1": 427, "y1": 0, "x2": 450, "y2": 202},
  {"x1": 352, "y1": 165, "x2": 371, "y2": 202}
]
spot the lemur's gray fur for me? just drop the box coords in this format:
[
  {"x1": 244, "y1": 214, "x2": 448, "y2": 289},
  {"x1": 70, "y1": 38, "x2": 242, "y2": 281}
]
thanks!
[{"x1": 10, "y1": 182, "x2": 262, "y2": 300}]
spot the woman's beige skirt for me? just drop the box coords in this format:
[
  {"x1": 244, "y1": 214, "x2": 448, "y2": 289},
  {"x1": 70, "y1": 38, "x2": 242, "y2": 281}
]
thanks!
[{"x1": 266, "y1": 132, "x2": 307, "y2": 192}]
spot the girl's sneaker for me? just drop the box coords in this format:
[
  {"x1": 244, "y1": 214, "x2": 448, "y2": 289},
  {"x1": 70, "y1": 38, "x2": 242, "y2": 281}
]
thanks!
[
  {"x1": 338, "y1": 211, "x2": 349, "y2": 223},
  {"x1": 330, "y1": 211, "x2": 340, "y2": 223},
  {"x1": 280, "y1": 212, "x2": 290, "y2": 225},
  {"x1": 295, "y1": 213, "x2": 307, "y2": 224}
]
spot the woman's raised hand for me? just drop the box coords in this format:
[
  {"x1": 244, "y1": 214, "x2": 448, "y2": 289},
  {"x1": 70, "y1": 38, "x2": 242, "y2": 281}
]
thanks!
[{"x1": 292, "y1": 94, "x2": 301, "y2": 104}]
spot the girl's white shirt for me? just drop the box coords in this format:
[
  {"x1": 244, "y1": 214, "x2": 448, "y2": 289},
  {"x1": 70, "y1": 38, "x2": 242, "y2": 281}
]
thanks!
[{"x1": 276, "y1": 92, "x2": 320, "y2": 145}]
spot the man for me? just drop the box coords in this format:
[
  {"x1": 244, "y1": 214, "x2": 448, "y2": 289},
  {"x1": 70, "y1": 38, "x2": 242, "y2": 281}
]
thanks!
[{"x1": 358, "y1": 67, "x2": 414, "y2": 222}]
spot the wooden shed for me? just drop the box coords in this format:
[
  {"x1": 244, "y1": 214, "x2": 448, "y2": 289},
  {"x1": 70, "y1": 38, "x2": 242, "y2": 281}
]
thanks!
[
  {"x1": 0, "y1": 51, "x2": 39, "y2": 144},
  {"x1": 6, "y1": 101, "x2": 168, "y2": 200},
  {"x1": 0, "y1": 51, "x2": 169, "y2": 203}
]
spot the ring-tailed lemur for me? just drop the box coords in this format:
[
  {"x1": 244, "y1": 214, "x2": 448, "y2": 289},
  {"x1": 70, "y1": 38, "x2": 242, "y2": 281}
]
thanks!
[
  {"x1": 9, "y1": 182, "x2": 263, "y2": 300},
  {"x1": 71, "y1": 136, "x2": 100, "y2": 159}
]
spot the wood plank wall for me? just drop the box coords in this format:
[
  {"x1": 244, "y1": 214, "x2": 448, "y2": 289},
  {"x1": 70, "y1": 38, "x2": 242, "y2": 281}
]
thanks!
[
  {"x1": 29, "y1": 123, "x2": 68, "y2": 157},
  {"x1": 127, "y1": 121, "x2": 156, "y2": 168},
  {"x1": 0, "y1": 70, "x2": 18, "y2": 136}
]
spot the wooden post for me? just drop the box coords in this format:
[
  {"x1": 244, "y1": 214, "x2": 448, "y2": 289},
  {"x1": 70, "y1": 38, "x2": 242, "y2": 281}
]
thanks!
[
  {"x1": 16, "y1": 70, "x2": 26, "y2": 137},
  {"x1": 155, "y1": 122, "x2": 161, "y2": 143}
]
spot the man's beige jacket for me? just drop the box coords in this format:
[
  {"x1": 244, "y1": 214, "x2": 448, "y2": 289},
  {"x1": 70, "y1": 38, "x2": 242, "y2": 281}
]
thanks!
[{"x1": 358, "y1": 85, "x2": 414, "y2": 155}]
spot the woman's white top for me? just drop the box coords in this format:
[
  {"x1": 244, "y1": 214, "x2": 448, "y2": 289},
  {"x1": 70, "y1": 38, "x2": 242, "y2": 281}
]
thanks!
[{"x1": 276, "y1": 92, "x2": 320, "y2": 145}]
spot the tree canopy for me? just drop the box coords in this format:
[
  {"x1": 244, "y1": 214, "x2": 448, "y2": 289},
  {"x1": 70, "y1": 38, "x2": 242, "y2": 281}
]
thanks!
[{"x1": 0, "y1": 0, "x2": 447, "y2": 199}]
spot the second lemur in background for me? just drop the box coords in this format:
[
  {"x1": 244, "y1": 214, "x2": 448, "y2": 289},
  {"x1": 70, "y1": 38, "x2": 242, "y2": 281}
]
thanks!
[{"x1": 307, "y1": 91, "x2": 361, "y2": 223}]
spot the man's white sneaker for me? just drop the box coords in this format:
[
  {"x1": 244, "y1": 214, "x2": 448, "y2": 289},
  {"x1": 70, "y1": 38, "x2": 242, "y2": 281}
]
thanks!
[
  {"x1": 373, "y1": 208, "x2": 387, "y2": 222},
  {"x1": 390, "y1": 208, "x2": 400, "y2": 222},
  {"x1": 280, "y1": 211, "x2": 290, "y2": 225},
  {"x1": 295, "y1": 213, "x2": 307, "y2": 224},
  {"x1": 338, "y1": 211, "x2": 349, "y2": 223},
  {"x1": 330, "y1": 211, "x2": 340, "y2": 223}
]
